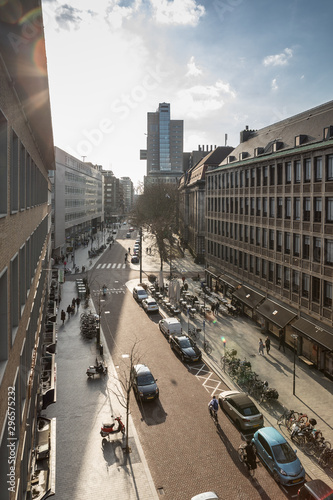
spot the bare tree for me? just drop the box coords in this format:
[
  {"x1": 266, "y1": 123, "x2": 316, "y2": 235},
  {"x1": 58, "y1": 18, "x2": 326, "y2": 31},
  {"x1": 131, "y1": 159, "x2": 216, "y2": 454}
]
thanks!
[
  {"x1": 110, "y1": 340, "x2": 141, "y2": 453},
  {"x1": 130, "y1": 183, "x2": 179, "y2": 271}
]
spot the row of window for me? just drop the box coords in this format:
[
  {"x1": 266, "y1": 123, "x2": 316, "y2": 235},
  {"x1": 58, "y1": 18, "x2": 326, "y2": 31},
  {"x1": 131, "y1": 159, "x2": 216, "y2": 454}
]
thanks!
[
  {"x1": 206, "y1": 241, "x2": 332, "y2": 307},
  {"x1": 207, "y1": 196, "x2": 333, "y2": 223},
  {"x1": 207, "y1": 221, "x2": 333, "y2": 264},
  {"x1": 0, "y1": 113, "x2": 48, "y2": 217},
  {"x1": 207, "y1": 154, "x2": 333, "y2": 190}
]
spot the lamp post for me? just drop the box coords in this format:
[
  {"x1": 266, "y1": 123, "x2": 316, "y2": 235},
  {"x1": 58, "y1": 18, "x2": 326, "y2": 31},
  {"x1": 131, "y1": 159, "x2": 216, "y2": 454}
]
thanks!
[
  {"x1": 291, "y1": 333, "x2": 298, "y2": 395},
  {"x1": 139, "y1": 227, "x2": 143, "y2": 283}
]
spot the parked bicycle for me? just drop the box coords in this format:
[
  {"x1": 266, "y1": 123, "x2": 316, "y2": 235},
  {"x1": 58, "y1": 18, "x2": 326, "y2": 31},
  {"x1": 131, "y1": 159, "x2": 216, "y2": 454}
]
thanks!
[
  {"x1": 318, "y1": 444, "x2": 333, "y2": 470},
  {"x1": 188, "y1": 327, "x2": 201, "y2": 341},
  {"x1": 203, "y1": 340, "x2": 212, "y2": 355}
]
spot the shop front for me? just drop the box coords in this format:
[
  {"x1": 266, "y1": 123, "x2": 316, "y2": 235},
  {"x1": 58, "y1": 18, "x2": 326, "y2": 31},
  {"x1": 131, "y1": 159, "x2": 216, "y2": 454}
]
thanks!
[
  {"x1": 232, "y1": 285, "x2": 265, "y2": 321},
  {"x1": 292, "y1": 318, "x2": 333, "y2": 379},
  {"x1": 256, "y1": 299, "x2": 297, "y2": 346}
]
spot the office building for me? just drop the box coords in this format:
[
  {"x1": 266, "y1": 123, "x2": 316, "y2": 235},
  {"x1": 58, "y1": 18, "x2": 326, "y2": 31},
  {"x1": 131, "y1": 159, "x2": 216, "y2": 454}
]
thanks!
[
  {"x1": 205, "y1": 101, "x2": 333, "y2": 378},
  {"x1": 141, "y1": 102, "x2": 183, "y2": 185}
]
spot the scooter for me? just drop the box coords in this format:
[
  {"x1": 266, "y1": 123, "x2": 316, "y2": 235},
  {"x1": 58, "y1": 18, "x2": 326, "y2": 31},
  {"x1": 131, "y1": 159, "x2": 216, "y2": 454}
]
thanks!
[
  {"x1": 100, "y1": 416, "x2": 125, "y2": 439},
  {"x1": 259, "y1": 381, "x2": 279, "y2": 402},
  {"x1": 86, "y1": 361, "x2": 107, "y2": 378}
]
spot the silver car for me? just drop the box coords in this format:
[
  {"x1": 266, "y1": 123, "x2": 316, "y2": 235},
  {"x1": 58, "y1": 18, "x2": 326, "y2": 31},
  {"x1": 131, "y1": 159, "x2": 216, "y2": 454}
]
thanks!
[{"x1": 218, "y1": 390, "x2": 264, "y2": 432}]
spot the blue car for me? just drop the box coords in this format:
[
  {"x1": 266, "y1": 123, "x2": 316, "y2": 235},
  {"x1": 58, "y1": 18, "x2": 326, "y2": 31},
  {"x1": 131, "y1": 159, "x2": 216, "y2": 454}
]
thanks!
[{"x1": 252, "y1": 427, "x2": 305, "y2": 487}]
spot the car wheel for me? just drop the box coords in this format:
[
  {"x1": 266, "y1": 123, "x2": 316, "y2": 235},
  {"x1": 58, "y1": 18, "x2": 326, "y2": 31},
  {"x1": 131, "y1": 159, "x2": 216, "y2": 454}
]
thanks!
[
  {"x1": 181, "y1": 354, "x2": 185, "y2": 362},
  {"x1": 273, "y1": 470, "x2": 280, "y2": 484}
]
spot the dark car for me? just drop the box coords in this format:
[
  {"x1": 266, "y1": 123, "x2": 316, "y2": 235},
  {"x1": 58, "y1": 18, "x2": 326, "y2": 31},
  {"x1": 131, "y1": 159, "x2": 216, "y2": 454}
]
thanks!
[
  {"x1": 298, "y1": 480, "x2": 333, "y2": 500},
  {"x1": 169, "y1": 334, "x2": 202, "y2": 363},
  {"x1": 218, "y1": 390, "x2": 264, "y2": 432},
  {"x1": 131, "y1": 255, "x2": 139, "y2": 264},
  {"x1": 131, "y1": 364, "x2": 159, "y2": 402}
]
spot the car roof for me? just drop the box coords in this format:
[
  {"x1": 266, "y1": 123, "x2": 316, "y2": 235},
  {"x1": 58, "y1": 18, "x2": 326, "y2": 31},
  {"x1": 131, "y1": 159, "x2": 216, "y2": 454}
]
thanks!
[
  {"x1": 300, "y1": 479, "x2": 333, "y2": 499},
  {"x1": 145, "y1": 298, "x2": 156, "y2": 303},
  {"x1": 162, "y1": 317, "x2": 180, "y2": 324},
  {"x1": 134, "y1": 364, "x2": 151, "y2": 375},
  {"x1": 223, "y1": 392, "x2": 256, "y2": 408},
  {"x1": 256, "y1": 426, "x2": 286, "y2": 445}
]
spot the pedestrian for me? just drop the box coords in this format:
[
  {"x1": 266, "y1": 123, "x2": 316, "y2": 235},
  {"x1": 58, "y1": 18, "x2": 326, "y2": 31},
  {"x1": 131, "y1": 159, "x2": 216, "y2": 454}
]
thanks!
[
  {"x1": 72, "y1": 297, "x2": 76, "y2": 309},
  {"x1": 128, "y1": 247, "x2": 131, "y2": 254},
  {"x1": 66, "y1": 304, "x2": 72, "y2": 318},
  {"x1": 215, "y1": 302, "x2": 220, "y2": 316},
  {"x1": 259, "y1": 338, "x2": 265, "y2": 356},
  {"x1": 61, "y1": 309, "x2": 66, "y2": 325},
  {"x1": 278, "y1": 330, "x2": 285, "y2": 352},
  {"x1": 76, "y1": 297, "x2": 81, "y2": 309},
  {"x1": 146, "y1": 247, "x2": 148, "y2": 254},
  {"x1": 211, "y1": 303, "x2": 216, "y2": 315},
  {"x1": 265, "y1": 336, "x2": 271, "y2": 355},
  {"x1": 149, "y1": 247, "x2": 151, "y2": 255}
]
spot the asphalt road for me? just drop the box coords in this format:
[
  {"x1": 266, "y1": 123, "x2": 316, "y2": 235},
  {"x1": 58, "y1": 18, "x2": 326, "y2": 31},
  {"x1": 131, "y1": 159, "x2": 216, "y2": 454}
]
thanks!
[{"x1": 90, "y1": 233, "x2": 298, "y2": 500}]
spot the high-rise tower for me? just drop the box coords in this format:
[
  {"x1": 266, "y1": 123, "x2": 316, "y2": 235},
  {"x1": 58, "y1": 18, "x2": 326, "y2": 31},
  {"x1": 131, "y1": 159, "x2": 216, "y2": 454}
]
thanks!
[{"x1": 141, "y1": 103, "x2": 184, "y2": 185}]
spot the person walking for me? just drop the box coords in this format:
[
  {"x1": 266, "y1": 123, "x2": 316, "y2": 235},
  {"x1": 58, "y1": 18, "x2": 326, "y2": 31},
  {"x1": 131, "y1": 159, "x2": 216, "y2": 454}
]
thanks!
[
  {"x1": 61, "y1": 310, "x2": 66, "y2": 325},
  {"x1": 259, "y1": 338, "x2": 265, "y2": 356},
  {"x1": 265, "y1": 336, "x2": 271, "y2": 355},
  {"x1": 278, "y1": 330, "x2": 285, "y2": 352},
  {"x1": 215, "y1": 302, "x2": 220, "y2": 317},
  {"x1": 76, "y1": 297, "x2": 81, "y2": 309},
  {"x1": 66, "y1": 304, "x2": 72, "y2": 319}
]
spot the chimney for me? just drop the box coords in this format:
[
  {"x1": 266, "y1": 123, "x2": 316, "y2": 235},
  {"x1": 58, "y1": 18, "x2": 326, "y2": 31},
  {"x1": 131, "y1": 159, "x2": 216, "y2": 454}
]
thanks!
[
  {"x1": 198, "y1": 145, "x2": 201, "y2": 151},
  {"x1": 240, "y1": 127, "x2": 252, "y2": 143}
]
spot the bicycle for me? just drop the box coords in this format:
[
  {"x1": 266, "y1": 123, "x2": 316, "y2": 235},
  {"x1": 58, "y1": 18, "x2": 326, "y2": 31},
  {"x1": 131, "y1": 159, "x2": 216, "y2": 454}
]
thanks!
[
  {"x1": 208, "y1": 406, "x2": 218, "y2": 424},
  {"x1": 238, "y1": 442, "x2": 256, "y2": 477},
  {"x1": 203, "y1": 340, "x2": 212, "y2": 354},
  {"x1": 318, "y1": 443, "x2": 333, "y2": 469},
  {"x1": 277, "y1": 409, "x2": 300, "y2": 430},
  {"x1": 188, "y1": 327, "x2": 201, "y2": 341}
]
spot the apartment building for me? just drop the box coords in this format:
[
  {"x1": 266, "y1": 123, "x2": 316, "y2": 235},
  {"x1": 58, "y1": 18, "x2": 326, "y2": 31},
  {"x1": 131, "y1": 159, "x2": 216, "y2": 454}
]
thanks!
[
  {"x1": 102, "y1": 170, "x2": 121, "y2": 223},
  {"x1": 0, "y1": 1, "x2": 56, "y2": 497},
  {"x1": 205, "y1": 101, "x2": 333, "y2": 379}
]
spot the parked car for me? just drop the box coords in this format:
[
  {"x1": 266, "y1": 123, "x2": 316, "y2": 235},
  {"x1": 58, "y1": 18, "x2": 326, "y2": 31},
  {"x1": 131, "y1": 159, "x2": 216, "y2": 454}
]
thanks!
[
  {"x1": 132, "y1": 286, "x2": 148, "y2": 302},
  {"x1": 126, "y1": 232, "x2": 131, "y2": 238},
  {"x1": 191, "y1": 493, "x2": 219, "y2": 500},
  {"x1": 129, "y1": 227, "x2": 134, "y2": 232},
  {"x1": 142, "y1": 298, "x2": 159, "y2": 314},
  {"x1": 112, "y1": 230, "x2": 117, "y2": 234},
  {"x1": 218, "y1": 390, "x2": 264, "y2": 432},
  {"x1": 169, "y1": 334, "x2": 202, "y2": 363},
  {"x1": 298, "y1": 479, "x2": 333, "y2": 499},
  {"x1": 159, "y1": 317, "x2": 182, "y2": 337},
  {"x1": 252, "y1": 427, "x2": 305, "y2": 487},
  {"x1": 131, "y1": 255, "x2": 139, "y2": 264},
  {"x1": 131, "y1": 364, "x2": 159, "y2": 401}
]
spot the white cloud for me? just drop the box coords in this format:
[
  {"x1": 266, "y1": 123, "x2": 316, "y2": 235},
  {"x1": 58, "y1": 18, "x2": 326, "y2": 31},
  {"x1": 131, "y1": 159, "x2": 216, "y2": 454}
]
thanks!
[
  {"x1": 263, "y1": 48, "x2": 293, "y2": 67},
  {"x1": 186, "y1": 56, "x2": 202, "y2": 77},
  {"x1": 271, "y1": 78, "x2": 278, "y2": 90},
  {"x1": 105, "y1": 0, "x2": 142, "y2": 29},
  {"x1": 176, "y1": 79, "x2": 236, "y2": 119},
  {"x1": 150, "y1": 0, "x2": 205, "y2": 26}
]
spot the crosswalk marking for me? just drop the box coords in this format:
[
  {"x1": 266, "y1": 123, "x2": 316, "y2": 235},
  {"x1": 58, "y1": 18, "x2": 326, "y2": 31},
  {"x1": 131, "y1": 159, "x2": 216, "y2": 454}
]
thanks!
[
  {"x1": 107, "y1": 264, "x2": 111, "y2": 269},
  {"x1": 95, "y1": 262, "x2": 127, "y2": 270},
  {"x1": 112, "y1": 264, "x2": 116, "y2": 268}
]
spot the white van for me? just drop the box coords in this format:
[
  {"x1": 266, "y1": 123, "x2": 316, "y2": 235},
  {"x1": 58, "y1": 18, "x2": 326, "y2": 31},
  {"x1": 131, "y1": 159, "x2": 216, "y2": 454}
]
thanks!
[
  {"x1": 132, "y1": 286, "x2": 148, "y2": 302},
  {"x1": 159, "y1": 317, "x2": 182, "y2": 338}
]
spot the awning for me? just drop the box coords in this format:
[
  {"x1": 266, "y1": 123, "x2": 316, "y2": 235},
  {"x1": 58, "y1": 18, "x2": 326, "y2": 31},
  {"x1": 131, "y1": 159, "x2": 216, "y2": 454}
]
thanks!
[
  {"x1": 256, "y1": 299, "x2": 297, "y2": 328},
  {"x1": 292, "y1": 318, "x2": 333, "y2": 352},
  {"x1": 232, "y1": 286, "x2": 265, "y2": 309},
  {"x1": 220, "y1": 275, "x2": 241, "y2": 290}
]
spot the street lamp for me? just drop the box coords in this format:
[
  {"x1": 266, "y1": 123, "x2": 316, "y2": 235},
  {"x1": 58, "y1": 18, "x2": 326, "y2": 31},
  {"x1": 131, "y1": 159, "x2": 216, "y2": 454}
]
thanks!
[{"x1": 291, "y1": 333, "x2": 298, "y2": 395}]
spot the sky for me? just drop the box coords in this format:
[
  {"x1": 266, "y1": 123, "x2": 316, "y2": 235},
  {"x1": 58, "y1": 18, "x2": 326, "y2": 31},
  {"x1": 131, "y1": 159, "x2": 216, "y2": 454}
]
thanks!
[{"x1": 41, "y1": 0, "x2": 333, "y2": 188}]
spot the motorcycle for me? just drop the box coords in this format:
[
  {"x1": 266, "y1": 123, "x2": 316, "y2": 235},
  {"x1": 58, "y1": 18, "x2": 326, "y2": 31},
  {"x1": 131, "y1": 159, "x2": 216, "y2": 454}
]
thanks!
[
  {"x1": 100, "y1": 416, "x2": 125, "y2": 439},
  {"x1": 86, "y1": 361, "x2": 107, "y2": 378},
  {"x1": 259, "y1": 381, "x2": 279, "y2": 402}
]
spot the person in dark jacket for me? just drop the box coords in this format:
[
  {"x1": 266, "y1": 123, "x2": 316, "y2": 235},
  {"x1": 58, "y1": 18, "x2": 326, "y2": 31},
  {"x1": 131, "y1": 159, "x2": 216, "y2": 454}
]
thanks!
[{"x1": 265, "y1": 336, "x2": 271, "y2": 354}]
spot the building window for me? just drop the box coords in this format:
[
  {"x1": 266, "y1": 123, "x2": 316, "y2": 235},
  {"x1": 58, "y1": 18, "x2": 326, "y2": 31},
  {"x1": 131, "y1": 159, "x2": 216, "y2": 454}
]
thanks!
[
  {"x1": 263, "y1": 197, "x2": 267, "y2": 217},
  {"x1": 269, "y1": 165, "x2": 275, "y2": 186},
  {"x1": 324, "y1": 281, "x2": 332, "y2": 308},
  {"x1": 230, "y1": 172, "x2": 234, "y2": 188},
  {"x1": 277, "y1": 230, "x2": 282, "y2": 252},
  {"x1": 250, "y1": 255, "x2": 254, "y2": 273},
  {"x1": 303, "y1": 235, "x2": 310, "y2": 259},
  {"x1": 256, "y1": 227, "x2": 261, "y2": 246},
  {"x1": 269, "y1": 229, "x2": 274, "y2": 250},
  {"x1": 256, "y1": 257, "x2": 260, "y2": 275},
  {"x1": 285, "y1": 197, "x2": 291, "y2": 219},
  {"x1": 326, "y1": 197, "x2": 333, "y2": 223},
  {"x1": 294, "y1": 197, "x2": 300, "y2": 220},
  {"x1": 245, "y1": 225, "x2": 249, "y2": 243},
  {"x1": 263, "y1": 166, "x2": 268, "y2": 186},
  {"x1": 239, "y1": 250, "x2": 242, "y2": 268},
  {"x1": 250, "y1": 226, "x2": 254, "y2": 244},
  {"x1": 245, "y1": 169, "x2": 250, "y2": 187},
  {"x1": 0, "y1": 111, "x2": 8, "y2": 215},
  {"x1": 240, "y1": 170, "x2": 244, "y2": 187},
  {"x1": 312, "y1": 276, "x2": 320, "y2": 303},
  {"x1": 314, "y1": 197, "x2": 322, "y2": 222},
  {"x1": 325, "y1": 239, "x2": 333, "y2": 265},
  {"x1": 285, "y1": 162, "x2": 291, "y2": 184},
  {"x1": 277, "y1": 197, "x2": 283, "y2": 218},
  {"x1": 250, "y1": 197, "x2": 255, "y2": 215},
  {"x1": 269, "y1": 197, "x2": 275, "y2": 217},
  {"x1": 293, "y1": 234, "x2": 300, "y2": 256},
  {"x1": 256, "y1": 197, "x2": 261, "y2": 216},
  {"x1": 285, "y1": 232, "x2": 290, "y2": 254},
  {"x1": 268, "y1": 262, "x2": 274, "y2": 282},
  {"x1": 244, "y1": 253, "x2": 248, "y2": 270},
  {"x1": 302, "y1": 274, "x2": 309, "y2": 298},
  {"x1": 239, "y1": 224, "x2": 243, "y2": 241},
  {"x1": 314, "y1": 157, "x2": 322, "y2": 181},
  {"x1": 256, "y1": 167, "x2": 261, "y2": 186},
  {"x1": 327, "y1": 154, "x2": 333, "y2": 181},
  {"x1": 303, "y1": 197, "x2": 311, "y2": 221},
  {"x1": 294, "y1": 160, "x2": 301, "y2": 183},
  {"x1": 292, "y1": 270, "x2": 300, "y2": 293},
  {"x1": 276, "y1": 264, "x2": 282, "y2": 285},
  {"x1": 304, "y1": 158, "x2": 311, "y2": 182},
  {"x1": 313, "y1": 237, "x2": 321, "y2": 262},
  {"x1": 235, "y1": 171, "x2": 239, "y2": 187},
  {"x1": 240, "y1": 197, "x2": 243, "y2": 214},
  {"x1": 251, "y1": 168, "x2": 255, "y2": 187},
  {"x1": 277, "y1": 164, "x2": 283, "y2": 185},
  {"x1": 245, "y1": 197, "x2": 249, "y2": 215},
  {"x1": 284, "y1": 267, "x2": 290, "y2": 289},
  {"x1": 262, "y1": 228, "x2": 267, "y2": 248},
  {"x1": 262, "y1": 259, "x2": 267, "y2": 278}
]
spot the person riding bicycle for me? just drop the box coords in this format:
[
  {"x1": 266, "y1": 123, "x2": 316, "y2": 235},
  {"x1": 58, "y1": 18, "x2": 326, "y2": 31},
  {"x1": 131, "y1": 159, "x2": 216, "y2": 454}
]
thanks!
[
  {"x1": 244, "y1": 440, "x2": 257, "y2": 471},
  {"x1": 208, "y1": 395, "x2": 218, "y2": 417}
]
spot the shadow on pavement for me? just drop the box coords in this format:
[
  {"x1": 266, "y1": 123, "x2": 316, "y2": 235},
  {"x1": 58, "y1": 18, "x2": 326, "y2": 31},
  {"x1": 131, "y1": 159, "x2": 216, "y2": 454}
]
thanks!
[{"x1": 136, "y1": 398, "x2": 167, "y2": 426}]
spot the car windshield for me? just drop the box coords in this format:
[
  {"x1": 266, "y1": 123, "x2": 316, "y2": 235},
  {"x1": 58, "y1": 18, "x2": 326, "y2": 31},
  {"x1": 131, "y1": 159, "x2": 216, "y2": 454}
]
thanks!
[
  {"x1": 240, "y1": 405, "x2": 260, "y2": 416},
  {"x1": 148, "y1": 301, "x2": 157, "y2": 306},
  {"x1": 272, "y1": 442, "x2": 297, "y2": 464},
  {"x1": 137, "y1": 374, "x2": 155, "y2": 386},
  {"x1": 138, "y1": 291, "x2": 146, "y2": 296},
  {"x1": 179, "y1": 338, "x2": 192, "y2": 348}
]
